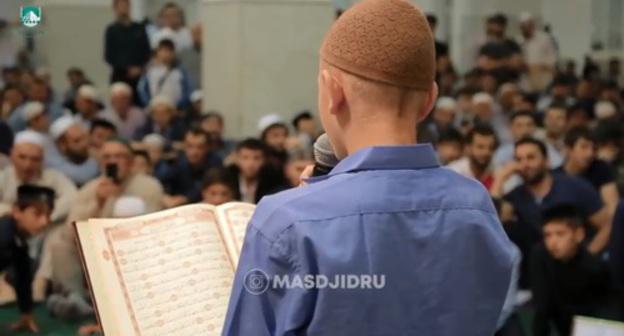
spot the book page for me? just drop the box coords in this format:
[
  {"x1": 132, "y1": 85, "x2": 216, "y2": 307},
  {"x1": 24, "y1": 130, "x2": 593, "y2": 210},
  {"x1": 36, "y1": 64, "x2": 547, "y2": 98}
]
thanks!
[
  {"x1": 216, "y1": 202, "x2": 256, "y2": 267},
  {"x1": 76, "y1": 204, "x2": 235, "y2": 336},
  {"x1": 573, "y1": 316, "x2": 624, "y2": 336}
]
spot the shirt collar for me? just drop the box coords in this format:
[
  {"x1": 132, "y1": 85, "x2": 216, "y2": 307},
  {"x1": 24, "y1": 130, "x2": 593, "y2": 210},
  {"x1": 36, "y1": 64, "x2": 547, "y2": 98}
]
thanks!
[
  {"x1": 307, "y1": 144, "x2": 439, "y2": 183},
  {"x1": 333, "y1": 143, "x2": 440, "y2": 174}
]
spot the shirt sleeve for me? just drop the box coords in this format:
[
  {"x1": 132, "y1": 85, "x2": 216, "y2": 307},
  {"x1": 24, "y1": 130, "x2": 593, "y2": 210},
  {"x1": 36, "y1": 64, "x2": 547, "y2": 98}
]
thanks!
[
  {"x1": 572, "y1": 177, "x2": 604, "y2": 218},
  {"x1": 222, "y1": 217, "x2": 314, "y2": 336},
  {"x1": 104, "y1": 25, "x2": 113, "y2": 66},
  {"x1": 540, "y1": 35, "x2": 557, "y2": 67},
  {"x1": 590, "y1": 160, "x2": 616, "y2": 188},
  {"x1": 530, "y1": 245, "x2": 553, "y2": 336},
  {"x1": 137, "y1": 24, "x2": 151, "y2": 66},
  {"x1": 49, "y1": 171, "x2": 78, "y2": 223},
  {"x1": 496, "y1": 244, "x2": 521, "y2": 329},
  {"x1": 13, "y1": 245, "x2": 33, "y2": 313}
]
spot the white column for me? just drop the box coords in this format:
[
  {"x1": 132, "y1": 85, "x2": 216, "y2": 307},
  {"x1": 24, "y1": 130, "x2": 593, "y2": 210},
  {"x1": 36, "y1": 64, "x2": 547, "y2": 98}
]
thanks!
[{"x1": 201, "y1": 0, "x2": 334, "y2": 138}]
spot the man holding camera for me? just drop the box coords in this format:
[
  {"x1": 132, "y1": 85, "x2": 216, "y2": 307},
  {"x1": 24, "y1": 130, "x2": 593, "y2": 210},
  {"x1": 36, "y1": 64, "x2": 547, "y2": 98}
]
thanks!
[
  {"x1": 69, "y1": 138, "x2": 164, "y2": 220},
  {"x1": 37, "y1": 138, "x2": 164, "y2": 310}
]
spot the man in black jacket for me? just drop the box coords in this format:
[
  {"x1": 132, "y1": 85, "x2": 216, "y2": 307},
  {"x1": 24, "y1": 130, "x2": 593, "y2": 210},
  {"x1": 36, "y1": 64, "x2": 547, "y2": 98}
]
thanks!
[
  {"x1": 104, "y1": 0, "x2": 151, "y2": 96},
  {"x1": 531, "y1": 205, "x2": 622, "y2": 336}
]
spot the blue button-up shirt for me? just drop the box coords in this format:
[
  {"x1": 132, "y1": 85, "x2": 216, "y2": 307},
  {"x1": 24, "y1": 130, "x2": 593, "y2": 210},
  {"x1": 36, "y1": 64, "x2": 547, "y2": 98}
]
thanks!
[{"x1": 223, "y1": 144, "x2": 515, "y2": 336}]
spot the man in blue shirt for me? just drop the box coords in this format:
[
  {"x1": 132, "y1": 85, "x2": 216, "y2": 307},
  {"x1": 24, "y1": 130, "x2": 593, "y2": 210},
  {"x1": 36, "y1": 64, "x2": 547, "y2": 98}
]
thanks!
[
  {"x1": 223, "y1": 0, "x2": 515, "y2": 335},
  {"x1": 492, "y1": 137, "x2": 611, "y2": 288}
]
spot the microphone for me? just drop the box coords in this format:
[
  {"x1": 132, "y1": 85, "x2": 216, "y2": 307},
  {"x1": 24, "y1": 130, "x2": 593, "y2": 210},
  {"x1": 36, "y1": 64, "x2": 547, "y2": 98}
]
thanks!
[{"x1": 312, "y1": 133, "x2": 339, "y2": 177}]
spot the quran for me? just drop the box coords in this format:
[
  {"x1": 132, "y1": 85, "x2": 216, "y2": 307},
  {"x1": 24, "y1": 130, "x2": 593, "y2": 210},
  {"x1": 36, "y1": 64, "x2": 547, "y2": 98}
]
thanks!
[
  {"x1": 73, "y1": 202, "x2": 256, "y2": 336},
  {"x1": 573, "y1": 316, "x2": 624, "y2": 336}
]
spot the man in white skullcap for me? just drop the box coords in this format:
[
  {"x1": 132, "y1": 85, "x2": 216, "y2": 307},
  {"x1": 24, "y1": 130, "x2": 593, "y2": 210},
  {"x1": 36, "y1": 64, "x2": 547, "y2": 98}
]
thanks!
[
  {"x1": 594, "y1": 100, "x2": 617, "y2": 120},
  {"x1": 99, "y1": 82, "x2": 146, "y2": 139},
  {"x1": 7, "y1": 78, "x2": 65, "y2": 133},
  {"x1": 21, "y1": 101, "x2": 57, "y2": 156},
  {"x1": 134, "y1": 95, "x2": 186, "y2": 143},
  {"x1": 112, "y1": 196, "x2": 147, "y2": 218},
  {"x1": 47, "y1": 116, "x2": 99, "y2": 186},
  {"x1": 472, "y1": 91, "x2": 513, "y2": 145},
  {"x1": 21, "y1": 102, "x2": 49, "y2": 134},
  {"x1": 471, "y1": 92, "x2": 495, "y2": 123},
  {"x1": 258, "y1": 114, "x2": 290, "y2": 171},
  {"x1": 184, "y1": 89, "x2": 203, "y2": 124},
  {"x1": 434, "y1": 97, "x2": 458, "y2": 127},
  {"x1": 0, "y1": 130, "x2": 77, "y2": 223},
  {"x1": 73, "y1": 85, "x2": 103, "y2": 129},
  {"x1": 519, "y1": 12, "x2": 557, "y2": 91}
]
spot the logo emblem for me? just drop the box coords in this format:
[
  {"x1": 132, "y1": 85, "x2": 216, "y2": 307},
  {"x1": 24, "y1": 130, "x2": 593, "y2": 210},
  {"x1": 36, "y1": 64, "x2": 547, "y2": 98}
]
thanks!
[
  {"x1": 21, "y1": 6, "x2": 42, "y2": 28},
  {"x1": 243, "y1": 269, "x2": 270, "y2": 295}
]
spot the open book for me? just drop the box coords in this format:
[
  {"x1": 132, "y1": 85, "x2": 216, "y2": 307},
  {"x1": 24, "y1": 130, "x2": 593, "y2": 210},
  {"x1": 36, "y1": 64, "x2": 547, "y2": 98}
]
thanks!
[
  {"x1": 573, "y1": 316, "x2": 624, "y2": 336},
  {"x1": 73, "y1": 202, "x2": 256, "y2": 336}
]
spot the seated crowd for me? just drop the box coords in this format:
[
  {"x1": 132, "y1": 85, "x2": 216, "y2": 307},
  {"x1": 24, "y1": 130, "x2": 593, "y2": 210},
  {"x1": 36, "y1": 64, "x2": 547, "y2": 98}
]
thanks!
[{"x1": 0, "y1": 3, "x2": 623, "y2": 335}]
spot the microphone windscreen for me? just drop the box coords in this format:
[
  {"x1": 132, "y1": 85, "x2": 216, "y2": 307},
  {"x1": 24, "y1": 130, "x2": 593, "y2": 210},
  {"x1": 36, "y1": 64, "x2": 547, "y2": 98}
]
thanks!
[{"x1": 313, "y1": 133, "x2": 339, "y2": 168}]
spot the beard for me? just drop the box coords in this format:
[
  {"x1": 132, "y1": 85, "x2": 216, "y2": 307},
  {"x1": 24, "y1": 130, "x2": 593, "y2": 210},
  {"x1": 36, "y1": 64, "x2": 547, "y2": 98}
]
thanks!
[
  {"x1": 66, "y1": 150, "x2": 89, "y2": 164},
  {"x1": 523, "y1": 168, "x2": 547, "y2": 185},
  {"x1": 469, "y1": 156, "x2": 491, "y2": 172}
]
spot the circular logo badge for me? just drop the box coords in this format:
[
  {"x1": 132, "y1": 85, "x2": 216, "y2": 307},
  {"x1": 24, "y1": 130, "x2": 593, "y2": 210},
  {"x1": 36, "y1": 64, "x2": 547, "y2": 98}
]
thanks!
[{"x1": 243, "y1": 268, "x2": 270, "y2": 295}]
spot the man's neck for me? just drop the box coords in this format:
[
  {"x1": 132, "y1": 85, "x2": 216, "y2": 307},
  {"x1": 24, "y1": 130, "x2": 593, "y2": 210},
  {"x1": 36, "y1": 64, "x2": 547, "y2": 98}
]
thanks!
[
  {"x1": 117, "y1": 15, "x2": 131, "y2": 25},
  {"x1": 528, "y1": 174, "x2": 553, "y2": 199},
  {"x1": 14, "y1": 169, "x2": 38, "y2": 184},
  {"x1": 546, "y1": 132, "x2": 562, "y2": 143},
  {"x1": 344, "y1": 118, "x2": 417, "y2": 156},
  {"x1": 563, "y1": 160, "x2": 583, "y2": 175},
  {"x1": 116, "y1": 108, "x2": 129, "y2": 119},
  {"x1": 469, "y1": 160, "x2": 488, "y2": 179},
  {"x1": 241, "y1": 175, "x2": 258, "y2": 186}
]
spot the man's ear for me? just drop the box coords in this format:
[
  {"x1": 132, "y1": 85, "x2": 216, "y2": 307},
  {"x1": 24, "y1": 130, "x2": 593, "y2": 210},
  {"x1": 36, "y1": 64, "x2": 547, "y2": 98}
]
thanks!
[
  {"x1": 321, "y1": 69, "x2": 345, "y2": 116},
  {"x1": 57, "y1": 139, "x2": 66, "y2": 152},
  {"x1": 11, "y1": 205, "x2": 21, "y2": 221},
  {"x1": 417, "y1": 82, "x2": 439, "y2": 123},
  {"x1": 574, "y1": 226, "x2": 586, "y2": 243}
]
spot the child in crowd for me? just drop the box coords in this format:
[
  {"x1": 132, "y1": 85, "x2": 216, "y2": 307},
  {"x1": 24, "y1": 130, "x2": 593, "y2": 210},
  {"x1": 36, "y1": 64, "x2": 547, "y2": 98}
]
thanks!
[
  {"x1": 436, "y1": 127, "x2": 464, "y2": 165},
  {"x1": 227, "y1": 138, "x2": 285, "y2": 204},
  {"x1": 132, "y1": 149, "x2": 152, "y2": 175},
  {"x1": 201, "y1": 168, "x2": 238, "y2": 206},
  {"x1": 531, "y1": 205, "x2": 623, "y2": 336},
  {"x1": 137, "y1": 39, "x2": 192, "y2": 109},
  {"x1": 1, "y1": 185, "x2": 55, "y2": 333}
]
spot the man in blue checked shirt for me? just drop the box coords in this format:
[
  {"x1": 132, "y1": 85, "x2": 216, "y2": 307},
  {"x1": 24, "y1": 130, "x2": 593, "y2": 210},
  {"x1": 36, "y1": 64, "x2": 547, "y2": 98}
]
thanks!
[{"x1": 222, "y1": 0, "x2": 515, "y2": 335}]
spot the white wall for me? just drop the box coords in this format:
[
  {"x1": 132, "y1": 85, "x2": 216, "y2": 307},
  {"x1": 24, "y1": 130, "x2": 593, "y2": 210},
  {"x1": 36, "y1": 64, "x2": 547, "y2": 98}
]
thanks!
[
  {"x1": 35, "y1": 0, "x2": 112, "y2": 97},
  {"x1": 542, "y1": 0, "x2": 592, "y2": 68},
  {"x1": 201, "y1": 0, "x2": 334, "y2": 138}
]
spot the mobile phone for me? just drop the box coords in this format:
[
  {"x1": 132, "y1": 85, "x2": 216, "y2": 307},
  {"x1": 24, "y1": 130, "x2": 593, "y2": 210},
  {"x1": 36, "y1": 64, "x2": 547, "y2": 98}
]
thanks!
[{"x1": 105, "y1": 163, "x2": 118, "y2": 183}]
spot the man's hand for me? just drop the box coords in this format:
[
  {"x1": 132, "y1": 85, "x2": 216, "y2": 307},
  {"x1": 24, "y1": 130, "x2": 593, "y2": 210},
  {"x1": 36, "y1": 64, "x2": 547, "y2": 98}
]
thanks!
[
  {"x1": 490, "y1": 161, "x2": 520, "y2": 198},
  {"x1": 162, "y1": 195, "x2": 188, "y2": 208},
  {"x1": 10, "y1": 313, "x2": 39, "y2": 333},
  {"x1": 78, "y1": 323, "x2": 102, "y2": 335},
  {"x1": 494, "y1": 161, "x2": 520, "y2": 182},
  {"x1": 285, "y1": 137, "x2": 303, "y2": 151},
  {"x1": 127, "y1": 66, "x2": 143, "y2": 78},
  {"x1": 95, "y1": 178, "x2": 122, "y2": 205},
  {"x1": 298, "y1": 165, "x2": 315, "y2": 187}
]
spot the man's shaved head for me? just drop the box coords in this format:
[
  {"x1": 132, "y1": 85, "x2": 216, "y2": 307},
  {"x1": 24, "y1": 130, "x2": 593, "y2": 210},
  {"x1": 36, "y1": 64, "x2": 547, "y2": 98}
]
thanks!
[{"x1": 317, "y1": 0, "x2": 437, "y2": 158}]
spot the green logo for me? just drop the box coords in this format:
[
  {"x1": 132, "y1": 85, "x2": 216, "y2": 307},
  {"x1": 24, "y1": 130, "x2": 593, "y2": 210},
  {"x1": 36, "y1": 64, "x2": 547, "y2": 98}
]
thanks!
[{"x1": 20, "y1": 6, "x2": 42, "y2": 28}]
